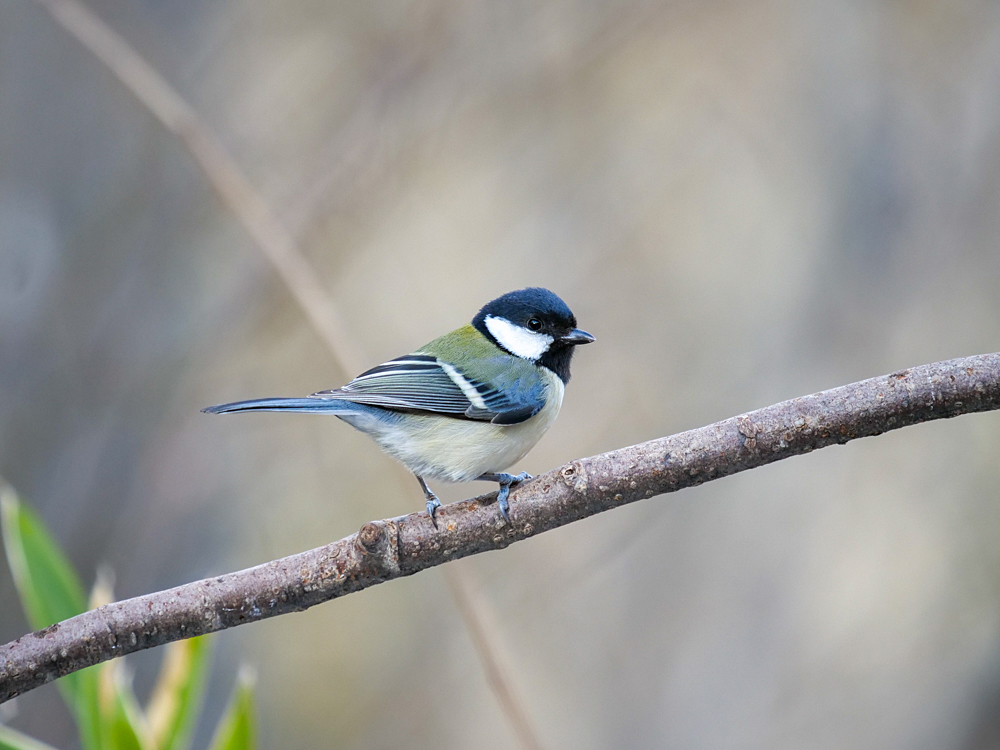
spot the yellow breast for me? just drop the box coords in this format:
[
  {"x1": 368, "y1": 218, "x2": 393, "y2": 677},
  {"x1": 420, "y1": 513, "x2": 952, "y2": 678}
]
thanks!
[{"x1": 371, "y1": 368, "x2": 565, "y2": 483}]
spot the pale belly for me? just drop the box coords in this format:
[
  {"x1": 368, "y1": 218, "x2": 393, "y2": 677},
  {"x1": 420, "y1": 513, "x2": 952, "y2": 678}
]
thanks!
[{"x1": 369, "y1": 369, "x2": 565, "y2": 483}]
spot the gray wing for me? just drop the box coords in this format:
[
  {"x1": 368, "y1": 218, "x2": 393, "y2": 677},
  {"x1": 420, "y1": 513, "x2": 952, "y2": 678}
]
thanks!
[{"x1": 311, "y1": 355, "x2": 543, "y2": 425}]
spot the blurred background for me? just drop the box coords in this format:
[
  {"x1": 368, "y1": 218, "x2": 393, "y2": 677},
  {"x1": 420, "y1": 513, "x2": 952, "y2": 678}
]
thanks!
[{"x1": 3, "y1": 0, "x2": 1000, "y2": 747}]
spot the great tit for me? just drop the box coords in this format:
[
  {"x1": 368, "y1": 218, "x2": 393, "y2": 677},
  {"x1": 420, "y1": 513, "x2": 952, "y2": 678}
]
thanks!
[{"x1": 203, "y1": 287, "x2": 594, "y2": 524}]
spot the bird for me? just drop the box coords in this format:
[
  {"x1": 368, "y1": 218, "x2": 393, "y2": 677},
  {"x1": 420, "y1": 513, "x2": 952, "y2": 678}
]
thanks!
[{"x1": 202, "y1": 287, "x2": 594, "y2": 525}]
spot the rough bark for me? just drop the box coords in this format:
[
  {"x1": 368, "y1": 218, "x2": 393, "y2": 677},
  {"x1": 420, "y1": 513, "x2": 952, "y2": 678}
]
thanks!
[{"x1": 3, "y1": 353, "x2": 999, "y2": 703}]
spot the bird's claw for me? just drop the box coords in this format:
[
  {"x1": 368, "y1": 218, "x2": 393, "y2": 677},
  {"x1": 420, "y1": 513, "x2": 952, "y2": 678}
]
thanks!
[
  {"x1": 494, "y1": 471, "x2": 532, "y2": 485},
  {"x1": 494, "y1": 472, "x2": 532, "y2": 525},
  {"x1": 496, "y1": 483, "x2": 512, "y2": 524},
  {"x1": 416, "y1": 476, "x2": 443, "y2": 528},
  {"x1": 426, "y1": 496, "x2": 441, "y2": 528}
]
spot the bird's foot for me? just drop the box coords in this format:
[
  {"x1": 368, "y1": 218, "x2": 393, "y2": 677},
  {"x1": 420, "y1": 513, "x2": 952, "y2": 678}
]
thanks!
[
  {"x1": 496, "y1": 484, "x2": 512, "y2": 524},
  {"x1": 478, "y1": 472, "x2": 533, "y2": 524},
  {"x1": 426, "y1": 495, "x2": 442, "y2": 527},
  {"x1": 416, "y1": 475, "x2": 442, "y2": 528}
]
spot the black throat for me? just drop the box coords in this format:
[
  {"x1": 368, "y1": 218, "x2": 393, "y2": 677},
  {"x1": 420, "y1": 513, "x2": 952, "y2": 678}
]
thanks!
[{"x1": 538, "y1": 344, "x2": 575, "y2": 384}]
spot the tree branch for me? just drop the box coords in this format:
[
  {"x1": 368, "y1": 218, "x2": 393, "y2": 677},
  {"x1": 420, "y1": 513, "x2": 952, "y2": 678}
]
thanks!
[{"x1": 3, "y1": 353, "x2": 999, "y2": 703}]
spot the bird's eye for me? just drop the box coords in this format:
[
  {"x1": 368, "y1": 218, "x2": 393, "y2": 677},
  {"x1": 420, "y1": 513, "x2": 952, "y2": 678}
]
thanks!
[{"x1": 527, "y1": 318, "x2": 542, "y2": 331}]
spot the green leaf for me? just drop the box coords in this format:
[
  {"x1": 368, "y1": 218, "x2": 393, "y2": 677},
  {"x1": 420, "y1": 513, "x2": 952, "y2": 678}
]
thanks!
[
  {"x1": 146, "y1": 637, "x2": 211, "y2": 750},
  {"x1": 0, "y1": 486, "x2": 86, "y2": 627},
  {"x1": 0, "y1": 724, "x2": 60, "y2": 750},
  {"x1": 98, "y1": 663, "x2": 155, "y2": 750},
  {"x1": 207, "y1": 670, "x2": 256, "y2": 750},
  {"x1": 84, "y1": 571, "x2": 156, "y2": 750},
  {"x1": 0, "y1": 484, "x2": 102, "y2": 750}
]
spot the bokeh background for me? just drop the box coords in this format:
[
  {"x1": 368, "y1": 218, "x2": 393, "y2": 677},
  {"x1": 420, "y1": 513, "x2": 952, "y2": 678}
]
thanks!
[{"x1": 3, "y1": 0, "x2": 1000, "y2": 747}]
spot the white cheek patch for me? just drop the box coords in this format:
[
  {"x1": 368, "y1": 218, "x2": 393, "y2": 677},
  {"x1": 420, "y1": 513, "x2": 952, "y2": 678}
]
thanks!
[{"x1": 485, "y1": 315, "x2": 554, "y2": 361}]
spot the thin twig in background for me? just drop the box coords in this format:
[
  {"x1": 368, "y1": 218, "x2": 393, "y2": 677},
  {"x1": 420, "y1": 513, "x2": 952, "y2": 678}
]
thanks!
[
  {"x1": 4, "y1": 353, "x2": 1000, "y2": 702},
  {"x1": 25, "y1": 0, "x2": 546, "y2": 747},
  {"x1": 444, "y1": 568, "x2": 546, "y2": 750},
  {"x1": 30, "y1": 0, "x2": 365, "y2": 376}
]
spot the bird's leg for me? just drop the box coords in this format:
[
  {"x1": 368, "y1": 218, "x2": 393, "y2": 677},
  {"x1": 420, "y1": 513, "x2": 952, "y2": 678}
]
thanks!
[
  {"x1": 416, "y1": 475, "x2": 441, "y2": 527},
  {"x1": 476, "y1": 472, "x2": 532, "y2": 524}
]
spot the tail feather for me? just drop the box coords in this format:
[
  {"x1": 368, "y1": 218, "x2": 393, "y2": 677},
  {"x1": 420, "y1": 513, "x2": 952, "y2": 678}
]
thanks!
[{"x1": 202, "y1": 397, "x2": 355, "y2": 414}]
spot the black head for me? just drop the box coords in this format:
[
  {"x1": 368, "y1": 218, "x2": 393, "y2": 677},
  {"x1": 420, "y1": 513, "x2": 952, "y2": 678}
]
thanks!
[{"x1": 472, "y1": 287, "x2": 594, "y2": 383}]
